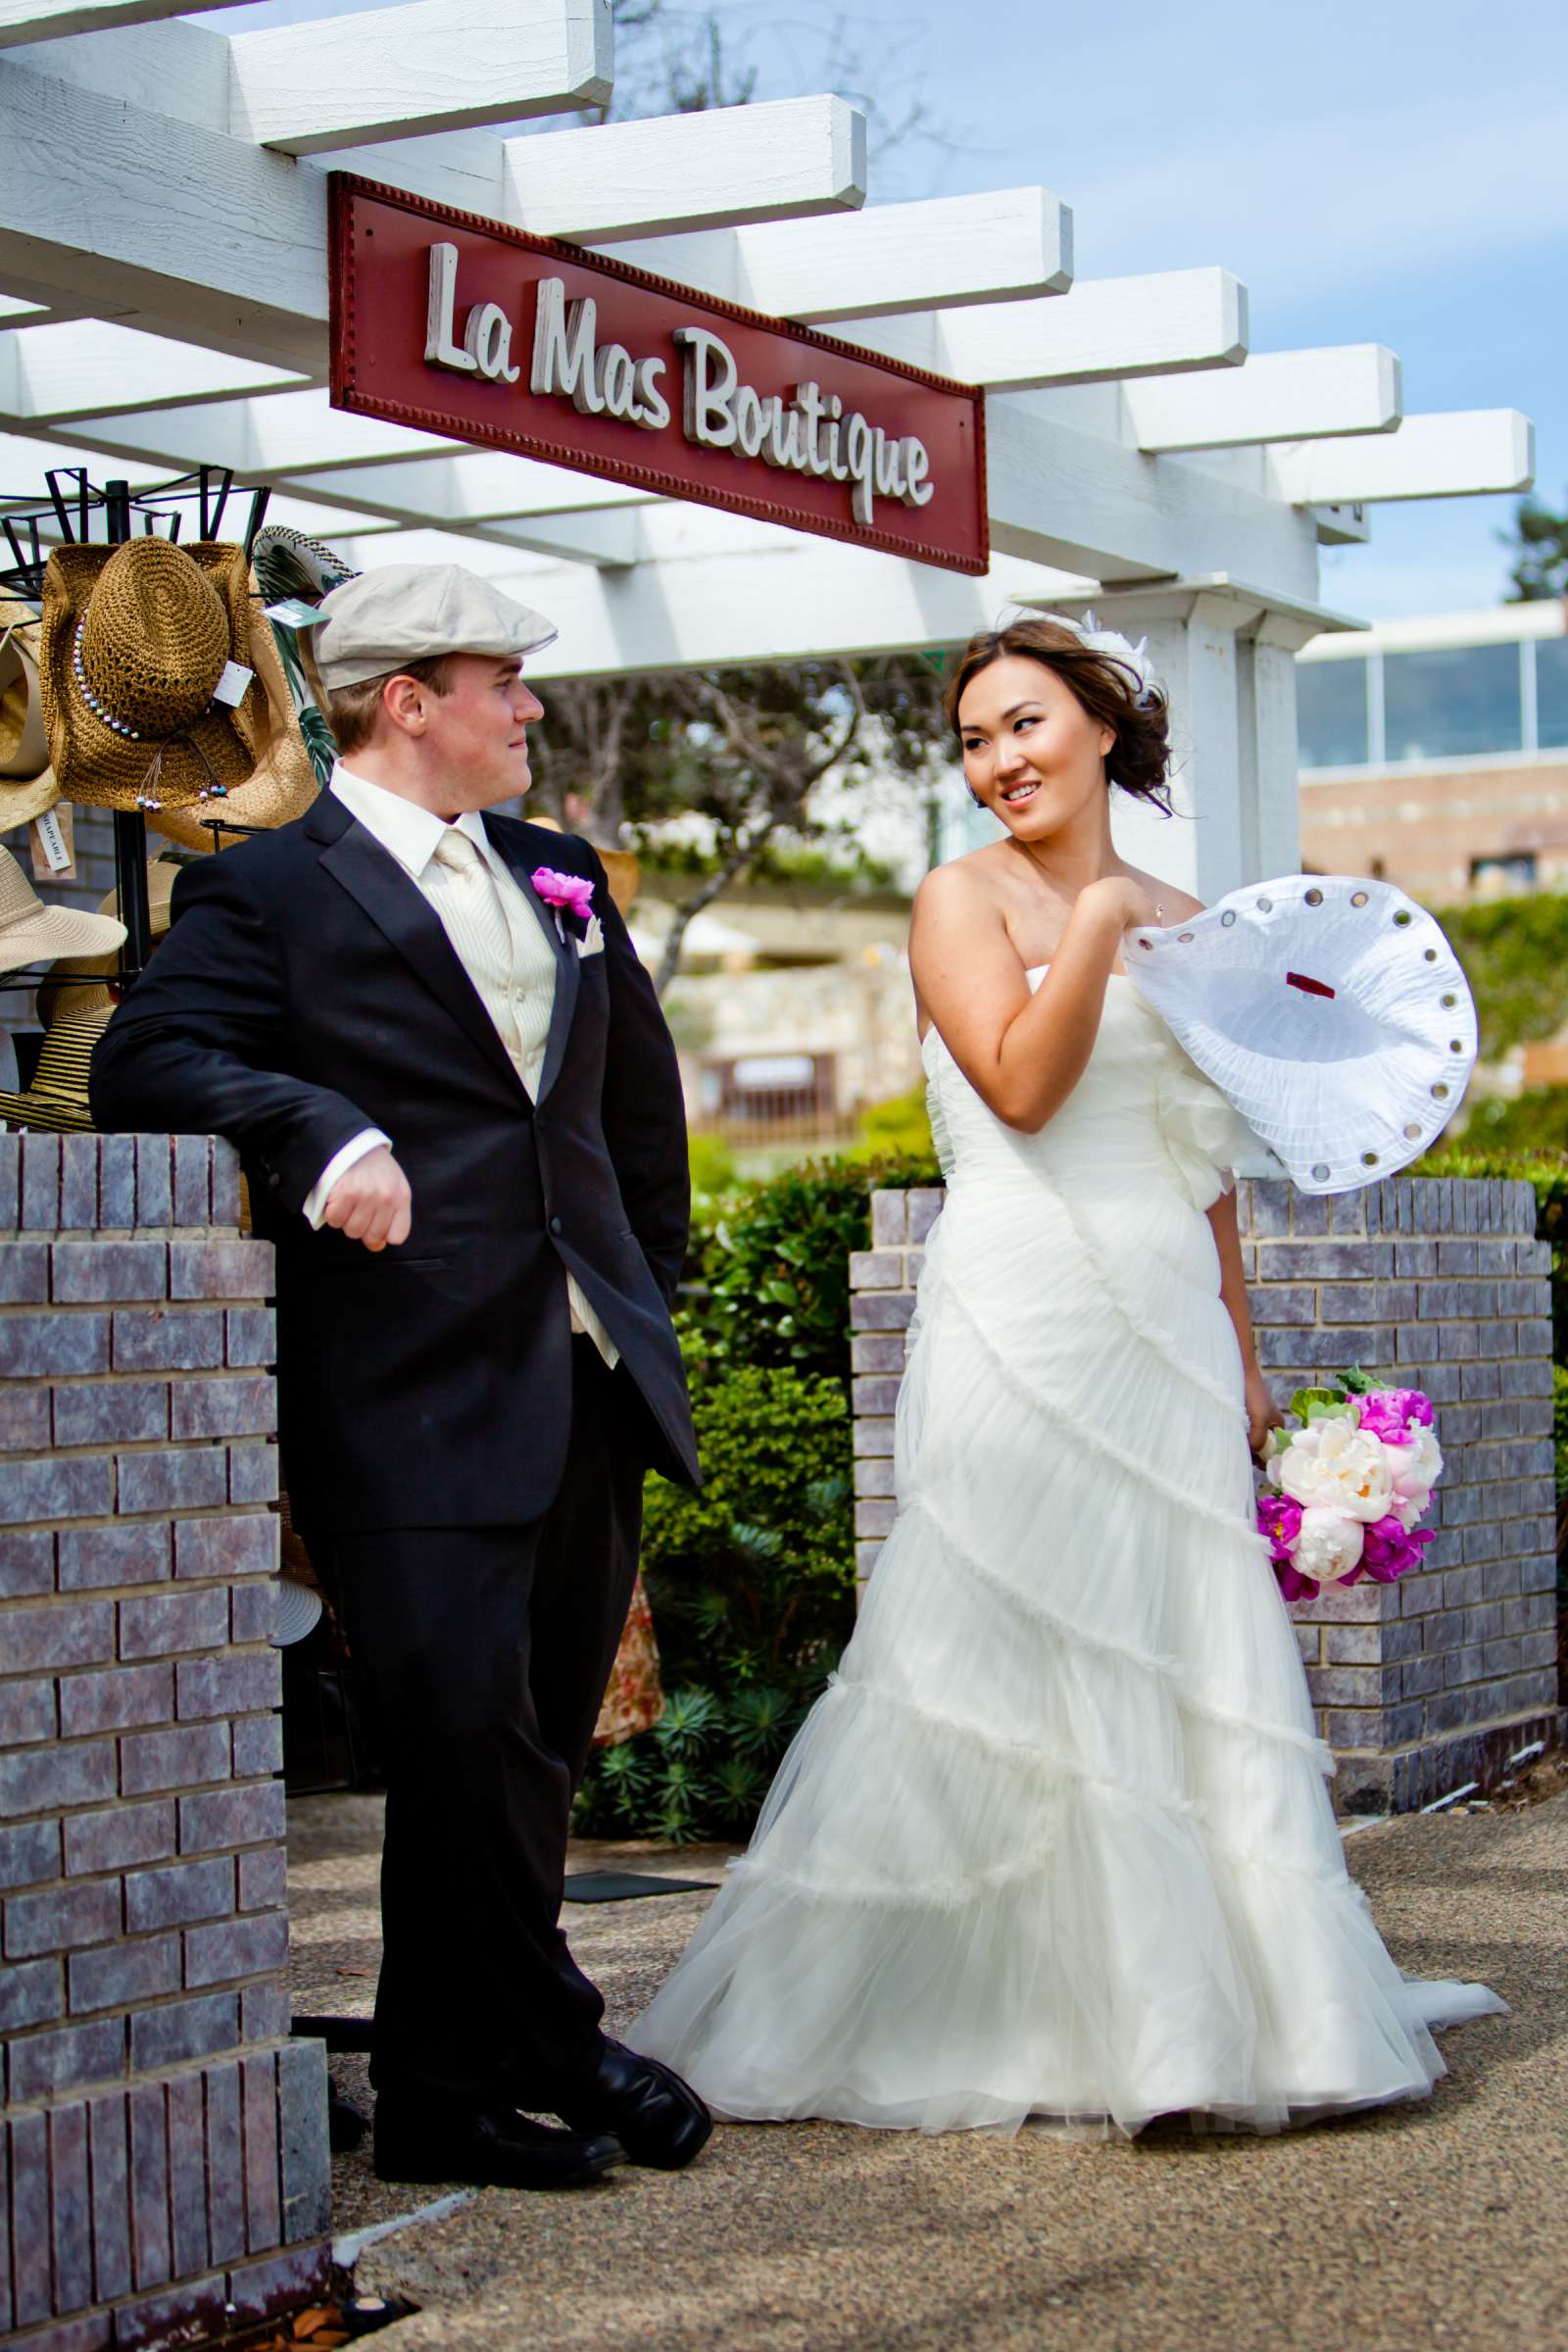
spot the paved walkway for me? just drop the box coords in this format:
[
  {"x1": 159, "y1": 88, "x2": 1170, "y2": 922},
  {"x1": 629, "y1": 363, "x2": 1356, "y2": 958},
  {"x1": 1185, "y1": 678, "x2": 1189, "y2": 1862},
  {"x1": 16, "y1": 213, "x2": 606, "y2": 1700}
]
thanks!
[{"x1": 287, "y1": 1789, "x2": 1568, "y2": 2352}]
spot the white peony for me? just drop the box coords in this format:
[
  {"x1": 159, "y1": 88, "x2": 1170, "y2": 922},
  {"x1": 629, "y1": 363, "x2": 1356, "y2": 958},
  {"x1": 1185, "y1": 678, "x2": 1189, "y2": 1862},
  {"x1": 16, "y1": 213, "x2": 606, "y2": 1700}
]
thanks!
[
  {"x1": 1270, "y1": 1414, "x2": 1395, "y2": 1523},
  {"x1": 1292, "y1": 1506, "x2": 1365, "y2": 1588},
  {"x1": 1382, "y1": 1425, "x2": 1444, "y2": 1519}
]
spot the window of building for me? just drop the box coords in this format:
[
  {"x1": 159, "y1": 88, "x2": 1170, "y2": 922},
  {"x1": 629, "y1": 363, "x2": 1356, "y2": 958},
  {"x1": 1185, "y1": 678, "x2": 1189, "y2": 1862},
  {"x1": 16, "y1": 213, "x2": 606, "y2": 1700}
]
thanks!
[
  {"x1": 1470, "y1": 852, "x2": 1537, "y2": 893},
  {"x1": 1383, "y1": 643, "x2": 1523, "y2": 762},
  {"x1": 1537, "y1": 635, "x2": 1568, "y2": 751},
  {"x1": 1297, "y1": 659, "x2": 1369, "y2": 768}
]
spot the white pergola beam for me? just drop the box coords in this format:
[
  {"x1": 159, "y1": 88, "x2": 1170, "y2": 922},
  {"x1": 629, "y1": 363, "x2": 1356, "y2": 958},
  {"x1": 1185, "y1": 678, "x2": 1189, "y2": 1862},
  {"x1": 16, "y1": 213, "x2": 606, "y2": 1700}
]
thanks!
[
  {"x1": 228, "y1": 0, "x2": 612, "y2": 155},
  {"x1": 0, "y1": 0, "x2": 247, "y2": 45},
  {"x1": 845, "y1": 268, "x2": 1246, "y2": 389},
  {"x1": 594, "y1": 186, "x2": 1071, "y2": 321},
  {"x1": 1123, "y1": 344, "x2": 1401, "y2": 452},
  {"x1": 283, "y1": 451, "x2": 654, "y2": 518},
  {"x1": 1268, "y1": 410, "x2": 1536, "y2": 504},
  {"x1": 0, "y1": 50, "x2": 330, "y2": 370},
  {"x1": 0, "y1": 318, "x2": 306, "y2": 423},
  {"x1": 497, "y1": 96, "x2": 864, "y2": 241}
]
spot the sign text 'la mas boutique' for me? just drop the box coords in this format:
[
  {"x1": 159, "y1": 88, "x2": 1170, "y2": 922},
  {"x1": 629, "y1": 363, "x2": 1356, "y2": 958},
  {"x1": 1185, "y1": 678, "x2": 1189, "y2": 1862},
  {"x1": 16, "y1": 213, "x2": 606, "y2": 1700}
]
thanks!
[{"x1": 329, "y1": 177, "x2": 988, "y2": 574}]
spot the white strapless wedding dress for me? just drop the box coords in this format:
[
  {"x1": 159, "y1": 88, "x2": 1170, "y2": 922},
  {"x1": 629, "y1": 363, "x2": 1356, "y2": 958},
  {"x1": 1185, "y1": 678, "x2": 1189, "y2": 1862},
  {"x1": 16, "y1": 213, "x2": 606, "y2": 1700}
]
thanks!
[{"x1": 631, "y1": 972, "x2": 1502, "y2": 2134}]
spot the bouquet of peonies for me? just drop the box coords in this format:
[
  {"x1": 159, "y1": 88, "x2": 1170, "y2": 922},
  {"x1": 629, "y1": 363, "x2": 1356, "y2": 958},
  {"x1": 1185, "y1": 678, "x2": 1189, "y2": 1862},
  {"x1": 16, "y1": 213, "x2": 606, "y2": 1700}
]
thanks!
[{"x1": 1256, "y1": 1370, "x2": 1442, "y2": 1603}]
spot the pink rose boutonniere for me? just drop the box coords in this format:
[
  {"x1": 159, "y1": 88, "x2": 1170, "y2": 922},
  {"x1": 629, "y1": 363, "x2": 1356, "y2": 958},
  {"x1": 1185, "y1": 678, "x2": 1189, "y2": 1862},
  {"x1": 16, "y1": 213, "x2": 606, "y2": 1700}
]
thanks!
[{"x1": 530, "y1": 866, "x2": 596, "y2": 930}]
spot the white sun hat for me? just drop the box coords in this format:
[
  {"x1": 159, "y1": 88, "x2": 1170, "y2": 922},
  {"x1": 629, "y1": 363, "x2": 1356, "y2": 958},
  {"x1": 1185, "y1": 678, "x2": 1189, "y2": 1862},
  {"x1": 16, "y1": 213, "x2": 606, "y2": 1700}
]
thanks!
[{"x1": 1120, "y1": 873, "x2": 1477, "y2": 1194}]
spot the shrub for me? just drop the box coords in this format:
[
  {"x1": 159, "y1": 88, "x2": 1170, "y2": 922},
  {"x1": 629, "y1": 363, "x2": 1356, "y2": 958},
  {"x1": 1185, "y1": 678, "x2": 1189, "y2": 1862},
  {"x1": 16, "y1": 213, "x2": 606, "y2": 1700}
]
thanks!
[
  {"x1": 687, "y1": 1150, "x2": 939, "y2": 1386},
  {"x1": 1440, "y1": 896, "x2": 1568, "y2": 1060},
  {"x1": 687, "y1": 1132, "x2": 737, "y2": 1198},
  {"x1": 1455, "y1": 1090, "x2": 1568, "y2": 1156},
  {"x1": 848, "y1": 1086, "x2": 934, "y2": 1163},
  {"x1": 574, "y1": 1364, "x2": 858, "y2": 1841}
]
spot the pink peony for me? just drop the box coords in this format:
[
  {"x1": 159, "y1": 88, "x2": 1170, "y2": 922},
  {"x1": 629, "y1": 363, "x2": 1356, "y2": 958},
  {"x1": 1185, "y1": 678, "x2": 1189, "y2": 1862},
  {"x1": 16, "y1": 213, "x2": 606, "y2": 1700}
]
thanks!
[
  {"x1": 1257, "y1": 1492, "x2": 1303, "y2": 1564},
  {"x1": 1356, "y1": 1387, "x2": 1434, "y2": 1444},
  {"x1": 1354, "y1": 1513, "x2": 1434, "y2": 1584},
  {"x1": 530, "y1": 866, "x2": 595, "y2": 922}
]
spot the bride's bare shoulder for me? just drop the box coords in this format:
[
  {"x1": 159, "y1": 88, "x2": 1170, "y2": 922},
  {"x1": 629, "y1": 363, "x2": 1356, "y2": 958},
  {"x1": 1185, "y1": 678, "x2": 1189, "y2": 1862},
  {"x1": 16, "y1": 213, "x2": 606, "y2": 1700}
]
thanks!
[{"x1": 912, "y1": 842, "x2": 1013, "y2": 915}]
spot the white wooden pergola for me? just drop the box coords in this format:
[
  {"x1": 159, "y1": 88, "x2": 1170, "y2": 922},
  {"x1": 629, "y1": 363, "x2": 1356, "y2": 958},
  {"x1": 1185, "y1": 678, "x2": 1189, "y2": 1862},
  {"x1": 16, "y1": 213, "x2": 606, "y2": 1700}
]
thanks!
[{"x1": 0, "y1": 0, "x2": 1536, "y2": 897}]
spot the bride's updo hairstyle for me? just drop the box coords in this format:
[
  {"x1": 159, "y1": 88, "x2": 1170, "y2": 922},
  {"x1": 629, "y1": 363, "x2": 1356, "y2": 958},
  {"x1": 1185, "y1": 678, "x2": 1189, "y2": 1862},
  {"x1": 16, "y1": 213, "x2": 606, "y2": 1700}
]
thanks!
[{"x1": 943, "y1": 617, "x2": 1175, "y2": 815}]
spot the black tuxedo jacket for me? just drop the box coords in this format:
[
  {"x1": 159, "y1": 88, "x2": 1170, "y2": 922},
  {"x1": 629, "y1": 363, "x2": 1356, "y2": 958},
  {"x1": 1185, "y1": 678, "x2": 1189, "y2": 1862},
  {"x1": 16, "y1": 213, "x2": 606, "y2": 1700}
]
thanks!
[{"x1": 90, "y1": 795, "x2": 700, "y2": 1535}]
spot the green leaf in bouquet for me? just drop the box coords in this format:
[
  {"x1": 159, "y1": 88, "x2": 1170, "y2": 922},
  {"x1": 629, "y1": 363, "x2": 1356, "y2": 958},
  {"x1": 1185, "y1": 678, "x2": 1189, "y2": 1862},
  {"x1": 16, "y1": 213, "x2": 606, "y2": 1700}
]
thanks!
[
  {"x1": 1338, "y1": 1366, "x2": 1377, "y2": 1395},
  {"x1": 1287, "y1": 1385, "x2": 1356, "y2": 1425}
]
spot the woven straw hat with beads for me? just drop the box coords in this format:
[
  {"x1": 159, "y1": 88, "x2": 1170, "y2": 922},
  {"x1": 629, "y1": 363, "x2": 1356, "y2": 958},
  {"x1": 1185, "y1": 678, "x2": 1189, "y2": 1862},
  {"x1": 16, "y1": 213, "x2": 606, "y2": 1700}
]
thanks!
[
  {"x1": 148, "y1": 591, "x2": 319, "y2": 855},
  {"x1": 39, "y1": 538, "x2": 265, "y2": 813},
  {"x1": 0, "y1": 595, "x2": 60, "y2": 829}
]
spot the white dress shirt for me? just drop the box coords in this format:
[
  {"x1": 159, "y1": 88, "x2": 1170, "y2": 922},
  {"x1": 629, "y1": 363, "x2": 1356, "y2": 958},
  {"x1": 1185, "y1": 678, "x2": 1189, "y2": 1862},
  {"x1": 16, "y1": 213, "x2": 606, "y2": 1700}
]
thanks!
[{"x1": 304, "y1": 762, "x2": 618, "y2": 1366}]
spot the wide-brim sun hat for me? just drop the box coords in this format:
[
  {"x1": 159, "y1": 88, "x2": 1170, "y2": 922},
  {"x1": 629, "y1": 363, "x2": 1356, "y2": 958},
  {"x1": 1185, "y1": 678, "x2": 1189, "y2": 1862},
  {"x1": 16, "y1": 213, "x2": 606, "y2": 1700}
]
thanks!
[
  {"x1": 36, "y1": 857, "x2": 179, "y2": 1025},
  {"x1": 273, "y1": 1570, "x2": 323, "y2": 1647},
  {"x1": 0, "y1": 1005, "x2": 113, "y2": 1132},
  {"x1": 1120, "y1": 873, "x2": 1478, "y2": 1194},
  {"x1": 148, "y1": 590, "x2": 319, "y2": 854},
  {"x1": 0, "y1": 842, "x2": 127, "y2": 974},
  {"x1": 39, "y1": 537, "x2": 266, "y2": 813},
  {"x1": 0, "y1": 595, "x2": 60, "y2": 828}
]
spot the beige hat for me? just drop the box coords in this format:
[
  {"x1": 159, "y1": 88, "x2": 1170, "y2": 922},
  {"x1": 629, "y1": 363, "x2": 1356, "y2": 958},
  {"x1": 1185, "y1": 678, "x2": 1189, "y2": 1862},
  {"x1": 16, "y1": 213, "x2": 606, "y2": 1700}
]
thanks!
[
  {"x1": 148, "y1": 596, "x2": 319, "y2": 856},
  {"x1": 0, "y1": 596, "x2": 60, "y2": 829},
  {"x1": 0, "y1": 844, "x2": 127, "y2": 974},
  {"x1": 36, "y1": 858, "x2": 179, "y2": 1026},
  {"x1": 0, "y1": 1006, "x2": 112, "y2": 1132},
  {"x1": 39, "y1": 538, "x2": 267, "y2": 813},
  {"x1": 313, "y1": 564, "x2": 558, "y2": 691}
]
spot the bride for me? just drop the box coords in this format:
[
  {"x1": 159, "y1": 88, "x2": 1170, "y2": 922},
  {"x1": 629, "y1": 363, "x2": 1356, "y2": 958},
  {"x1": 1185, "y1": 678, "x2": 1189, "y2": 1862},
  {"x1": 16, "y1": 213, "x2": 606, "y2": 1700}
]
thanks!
[{"x1": 631, "y1": 615, "x2": 1501, "y2": 2135}]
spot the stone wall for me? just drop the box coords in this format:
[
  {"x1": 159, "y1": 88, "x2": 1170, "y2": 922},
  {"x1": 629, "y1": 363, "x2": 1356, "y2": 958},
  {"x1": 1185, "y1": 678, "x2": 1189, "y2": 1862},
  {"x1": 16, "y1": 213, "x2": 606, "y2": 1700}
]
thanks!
[
  {"x1": 0, "y1": 1133, "x2": 329, "y2": 2352},
  {"x1": 851, "y1": 1177, "x2": 1563, "y2": 1813}
]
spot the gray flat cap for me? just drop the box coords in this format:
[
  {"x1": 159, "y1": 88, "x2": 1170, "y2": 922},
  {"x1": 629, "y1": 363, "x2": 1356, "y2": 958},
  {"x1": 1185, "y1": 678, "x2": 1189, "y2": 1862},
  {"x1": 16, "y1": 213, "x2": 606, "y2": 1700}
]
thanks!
[{"x1": 313, "y1": 564, "x2": 559, "y2": 690}]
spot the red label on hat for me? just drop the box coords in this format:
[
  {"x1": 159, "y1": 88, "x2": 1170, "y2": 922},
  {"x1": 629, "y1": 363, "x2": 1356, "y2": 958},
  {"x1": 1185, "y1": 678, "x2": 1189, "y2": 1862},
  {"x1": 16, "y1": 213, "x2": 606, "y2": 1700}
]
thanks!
[{"x1": 1286, "y1": 972, "x2": 1336, "y2": 999}]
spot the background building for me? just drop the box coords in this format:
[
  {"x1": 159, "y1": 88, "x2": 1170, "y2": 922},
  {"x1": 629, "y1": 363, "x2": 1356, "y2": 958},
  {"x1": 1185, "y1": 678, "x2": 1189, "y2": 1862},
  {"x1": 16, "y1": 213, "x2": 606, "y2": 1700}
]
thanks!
[{"x1": 1297, "y1": 600, "x2": 1568, "y2": 903}]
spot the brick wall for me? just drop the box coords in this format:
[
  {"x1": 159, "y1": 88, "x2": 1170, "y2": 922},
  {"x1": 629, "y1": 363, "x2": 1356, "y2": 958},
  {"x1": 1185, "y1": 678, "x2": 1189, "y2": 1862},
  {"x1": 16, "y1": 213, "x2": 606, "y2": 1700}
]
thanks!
[
  {"x1": 0, "y1": 1134, "x2": 329, "y2": 2352},
  {"x1": 851, "y1": 1177, "x2": 1563, "y2": 1813}
]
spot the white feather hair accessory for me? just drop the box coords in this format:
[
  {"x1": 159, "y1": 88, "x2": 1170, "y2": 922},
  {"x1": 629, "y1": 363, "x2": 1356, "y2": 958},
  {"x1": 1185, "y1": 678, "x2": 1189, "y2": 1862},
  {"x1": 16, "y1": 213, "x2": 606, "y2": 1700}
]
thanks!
[{"x1": 1048, "y1": 610, "x2": 1162, "y2": 710}]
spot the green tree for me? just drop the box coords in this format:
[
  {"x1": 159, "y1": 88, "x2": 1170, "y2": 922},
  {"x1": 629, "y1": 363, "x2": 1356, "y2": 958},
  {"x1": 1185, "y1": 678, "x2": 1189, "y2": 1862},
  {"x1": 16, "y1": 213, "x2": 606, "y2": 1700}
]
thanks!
[{"x1": 1502, "y1": 494, "x2": 1568, "y2": 603}]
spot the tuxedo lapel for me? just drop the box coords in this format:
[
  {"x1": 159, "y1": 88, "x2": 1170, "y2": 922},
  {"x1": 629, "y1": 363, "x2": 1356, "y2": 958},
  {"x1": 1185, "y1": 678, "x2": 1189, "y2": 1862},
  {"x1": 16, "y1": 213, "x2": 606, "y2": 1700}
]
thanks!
[
  {"x1": 484, "y1": 817, "x2": 580, "y2": 1105},
  {"x1": 318, "y1": 815, "x2": 526, "y2": 1096}
]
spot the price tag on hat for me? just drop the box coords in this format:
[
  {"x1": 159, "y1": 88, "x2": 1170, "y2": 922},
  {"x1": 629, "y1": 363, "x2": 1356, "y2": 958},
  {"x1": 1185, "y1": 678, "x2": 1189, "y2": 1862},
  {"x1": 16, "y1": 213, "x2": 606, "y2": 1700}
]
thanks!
[
  {"x1": 29, "y1": 805, "x2": 75, "y2": 880},
  {"x1": 212, "y1": 662, "x2": 255, "y2": 709}
]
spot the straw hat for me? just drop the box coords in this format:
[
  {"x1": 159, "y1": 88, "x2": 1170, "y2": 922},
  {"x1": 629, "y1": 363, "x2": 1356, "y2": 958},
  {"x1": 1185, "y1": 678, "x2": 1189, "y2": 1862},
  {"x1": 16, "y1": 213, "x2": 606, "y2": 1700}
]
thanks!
[
  {"x1": 0, "y1": 843, "x2": 127, "y2": 974},
  {"x1": 251, "y1": 523, "x2": 360, "y2": 789},
  {"x1": 0, "y1": 595, "x2": 59, "y2": 829},
  {"x1": 35, "y1": 858, "x2": 179, "y2": 1026},
  {"x1": 0, "y1": 1006, "x2": 113, "y2": 1132},
  {"x1": 39, "y1": 537, "x2": 266, "y2": 813},
  {"x1": 147, "y1": 597, "x2": 319, "y2": 855},
  {"x1": 1121, "y1": 872, "x2": 1479, "y2": 1194}
]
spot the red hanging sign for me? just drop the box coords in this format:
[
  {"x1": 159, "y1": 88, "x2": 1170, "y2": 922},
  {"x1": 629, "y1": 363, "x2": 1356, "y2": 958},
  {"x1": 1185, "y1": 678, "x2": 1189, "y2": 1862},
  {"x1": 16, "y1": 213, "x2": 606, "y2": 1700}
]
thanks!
[{"x1": 328, "y1": 174, "x2": 989, "y2": 576}]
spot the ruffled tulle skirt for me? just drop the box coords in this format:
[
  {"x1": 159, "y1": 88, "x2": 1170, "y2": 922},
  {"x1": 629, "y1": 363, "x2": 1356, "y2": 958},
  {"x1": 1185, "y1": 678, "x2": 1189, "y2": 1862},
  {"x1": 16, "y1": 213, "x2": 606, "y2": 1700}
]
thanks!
[{"x1": 630, "y1": 1162, "x2": 1502, "y2": 2135}]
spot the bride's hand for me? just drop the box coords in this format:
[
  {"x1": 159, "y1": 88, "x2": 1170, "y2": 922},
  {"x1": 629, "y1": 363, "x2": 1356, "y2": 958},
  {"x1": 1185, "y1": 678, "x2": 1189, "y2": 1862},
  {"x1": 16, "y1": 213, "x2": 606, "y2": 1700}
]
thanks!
[
  {"x1": 1082, "y1": 874, "x2": 1165, "y2": 933},
  {"x1": 1245, "y1": 1361, "x2": 1284, "y2": 1460}
]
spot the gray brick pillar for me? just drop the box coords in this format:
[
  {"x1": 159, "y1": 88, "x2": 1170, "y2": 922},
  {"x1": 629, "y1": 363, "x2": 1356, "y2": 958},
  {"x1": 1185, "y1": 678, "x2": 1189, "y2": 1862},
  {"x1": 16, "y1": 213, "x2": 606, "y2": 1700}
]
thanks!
[
  {"x1": 851, "y1": 1176, "x2": 1563, "y2": 1813},
  {"x1": 0, "y1": 1134, "x2": 330, "y2": 2352}
]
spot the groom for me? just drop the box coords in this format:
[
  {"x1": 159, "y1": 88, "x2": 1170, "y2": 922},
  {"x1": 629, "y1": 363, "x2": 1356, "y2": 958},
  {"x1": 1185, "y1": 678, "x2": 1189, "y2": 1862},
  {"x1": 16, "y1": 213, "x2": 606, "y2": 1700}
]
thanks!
[{"x1": 91, "y1": 564, "x2": 708, "y2": 2190}]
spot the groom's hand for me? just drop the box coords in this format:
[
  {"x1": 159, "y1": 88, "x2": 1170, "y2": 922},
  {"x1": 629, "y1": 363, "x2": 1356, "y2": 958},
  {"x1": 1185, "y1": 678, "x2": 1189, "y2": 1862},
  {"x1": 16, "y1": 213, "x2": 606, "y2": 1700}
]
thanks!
[{"x1": 322, "y1": 1146, "x2": 414, "y2": 1252}]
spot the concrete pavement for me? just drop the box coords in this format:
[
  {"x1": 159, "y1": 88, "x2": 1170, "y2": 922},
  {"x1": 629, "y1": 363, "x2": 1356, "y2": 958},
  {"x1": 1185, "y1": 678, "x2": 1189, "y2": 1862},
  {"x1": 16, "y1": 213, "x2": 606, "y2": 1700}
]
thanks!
[{"x1": 287, "y1": 1787, "x2": 1568, "y2": 2352}]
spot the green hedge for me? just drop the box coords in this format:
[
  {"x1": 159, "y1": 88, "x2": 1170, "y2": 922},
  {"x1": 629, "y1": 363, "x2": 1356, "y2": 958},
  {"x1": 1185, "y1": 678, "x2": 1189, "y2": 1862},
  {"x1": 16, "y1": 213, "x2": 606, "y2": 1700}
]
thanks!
[
  {"x1": 1440, "y1": 896, "x2": 1568, "y2": 1060},
  {"x1": 573, "y1": 1363, "x2": 857, "y2": 1842}
]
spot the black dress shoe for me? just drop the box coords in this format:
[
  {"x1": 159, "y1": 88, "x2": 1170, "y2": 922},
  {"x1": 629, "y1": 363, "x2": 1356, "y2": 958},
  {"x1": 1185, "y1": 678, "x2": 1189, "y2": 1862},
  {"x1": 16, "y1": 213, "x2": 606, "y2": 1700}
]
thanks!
[
  {"x1": 552, "y1": 2039, "x2": 712, "y2": 2171},
  {"x1": 374, "y1": 2092, "x2": 626, "y2": 2191}
]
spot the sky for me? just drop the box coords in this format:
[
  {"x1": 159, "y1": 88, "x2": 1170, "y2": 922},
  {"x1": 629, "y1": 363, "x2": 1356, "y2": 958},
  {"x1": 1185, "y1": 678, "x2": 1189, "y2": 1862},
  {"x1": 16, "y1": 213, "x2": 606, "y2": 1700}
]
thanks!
[{"x1": 197, "y1": 0, "x2": 1565, "y2": 623}]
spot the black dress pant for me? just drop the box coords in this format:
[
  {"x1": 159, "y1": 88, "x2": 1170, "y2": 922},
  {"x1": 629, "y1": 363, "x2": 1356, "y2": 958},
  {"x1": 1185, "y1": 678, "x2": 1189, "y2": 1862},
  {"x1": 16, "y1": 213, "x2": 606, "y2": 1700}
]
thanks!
[{"x1": 321, "y1": 1339, "x2": 646, "y2": 2110}]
